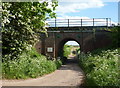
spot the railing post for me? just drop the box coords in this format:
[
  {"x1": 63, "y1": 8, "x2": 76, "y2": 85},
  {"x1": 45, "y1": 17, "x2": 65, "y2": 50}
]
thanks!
[
  {"x1": 106, "y1": 18, "x2": 108, "y2": 26},
  {"x1": 81, "y1": 19, "x2": 82, "y2": 27},
  {"x1": 68, "y1": 19, "x2": 69, "y2": 27},
  {"x1": 93, "y1": 18, "x2": 94, "y2": 26},
  {"x1": 109, "y1": 18, "x2": 111, "y2": 26},
  {"x1": 55, "y1": 19, "x2": 56, "y2": 27}
]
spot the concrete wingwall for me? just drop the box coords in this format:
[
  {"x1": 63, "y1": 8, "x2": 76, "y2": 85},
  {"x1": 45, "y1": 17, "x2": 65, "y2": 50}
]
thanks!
[{"x1": 35, "y1": 30, "x2": 112, "y2": 58}]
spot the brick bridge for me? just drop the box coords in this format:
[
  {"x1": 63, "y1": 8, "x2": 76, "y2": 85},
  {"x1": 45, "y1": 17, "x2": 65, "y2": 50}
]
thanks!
[{"x1": 35, "y1": 18, "x2": 112, "y2": 58}]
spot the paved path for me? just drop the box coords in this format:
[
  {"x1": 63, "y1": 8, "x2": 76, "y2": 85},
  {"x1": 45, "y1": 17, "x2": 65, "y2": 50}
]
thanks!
[{"x1": 2, "y1": 57, "x2": 85, "y2": 87}]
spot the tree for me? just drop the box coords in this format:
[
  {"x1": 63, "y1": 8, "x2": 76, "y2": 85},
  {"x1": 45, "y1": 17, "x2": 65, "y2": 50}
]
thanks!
[{"x1": 2, "y1": 1, "x2": 58, "y2": 60}]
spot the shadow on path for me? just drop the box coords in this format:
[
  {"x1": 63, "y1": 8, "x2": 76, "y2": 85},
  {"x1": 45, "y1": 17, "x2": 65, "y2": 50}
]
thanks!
[{"x1": 67, "y1": 56, "x2": 79, "y2": 64}]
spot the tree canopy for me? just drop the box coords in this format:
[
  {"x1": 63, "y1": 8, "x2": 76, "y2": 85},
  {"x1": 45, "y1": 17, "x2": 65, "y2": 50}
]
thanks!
[{"x1": 2, "y1": 1, "x2": 58, "y2": 60}]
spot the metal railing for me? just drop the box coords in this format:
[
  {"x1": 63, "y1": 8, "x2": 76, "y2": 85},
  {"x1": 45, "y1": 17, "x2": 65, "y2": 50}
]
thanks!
[{"x1": 46, "y1": 18, "x2": 111, "y2": 27}]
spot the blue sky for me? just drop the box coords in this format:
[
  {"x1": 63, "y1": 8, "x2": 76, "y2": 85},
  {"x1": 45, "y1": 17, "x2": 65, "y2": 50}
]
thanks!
[
  {"x1": 56, "y1": 1, "x2": 118, "y2": 23},
  {"x1": 63, "y1": 2, "x2": 118, "y2": 22},
  {"x1": 54, "y1": 0, "x2": 119, "y2": 45}
]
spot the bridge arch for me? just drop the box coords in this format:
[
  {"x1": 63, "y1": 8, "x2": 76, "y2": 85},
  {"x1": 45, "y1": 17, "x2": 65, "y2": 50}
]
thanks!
[{"x1": 57, "y1": 37, "x2": 81, "y2": 58}]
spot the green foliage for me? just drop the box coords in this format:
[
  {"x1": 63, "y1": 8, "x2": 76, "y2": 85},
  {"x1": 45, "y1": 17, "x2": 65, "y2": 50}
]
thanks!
[
  {"x1": 63, "y1": 45, "x2": 71, "y2": 58},
  {"x1": 55, "y1": 59, "x2": 62, "y2": 69},
  {"x1": 1, "y1": 1, "x2": 61, "y2": 80},
  {"x1": 2, "y1": 1, "x2": 58, "y2": 59},
  {"x1": 2, "y1": 48, "x2": 62, "y2": 79},
  {"x1": 79, "y1": 48, "x2": 119, "y2": 86},
  {"x1": 76, "y1": 48, "x2": 80, "y2": 54},
  {"x1": 109, "y1": 26, "x2": 120, "y2": 48}
]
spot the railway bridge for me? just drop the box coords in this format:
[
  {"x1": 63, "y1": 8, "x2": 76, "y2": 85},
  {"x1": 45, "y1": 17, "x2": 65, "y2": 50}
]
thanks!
[{"x1": 35, "y1": 18, "x2": 112, "y2": 58}]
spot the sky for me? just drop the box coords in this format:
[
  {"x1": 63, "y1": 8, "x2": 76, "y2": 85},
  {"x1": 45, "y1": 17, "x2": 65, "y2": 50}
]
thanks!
[
  {"x1": 55, "y1": 0, "x2": 118, "y2": 23},
  {"x1": 52, "y1": 0, "x2": 119, "y2": 45}
]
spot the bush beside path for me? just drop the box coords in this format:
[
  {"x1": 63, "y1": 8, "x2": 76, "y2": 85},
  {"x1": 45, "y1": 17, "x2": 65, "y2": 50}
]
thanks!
[{"x1": 2, "y1": 57, "x2": 85, "y2": 86}]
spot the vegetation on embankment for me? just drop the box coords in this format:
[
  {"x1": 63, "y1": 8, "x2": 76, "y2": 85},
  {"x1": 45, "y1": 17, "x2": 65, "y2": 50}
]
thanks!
[
  {"x1": 2, "y1": 48, "x2": 62, "y2": 79},
  {"x1": 78, "y1": 26, "x2": 120, "y2": 86},
  {"x1": 79, "y1": 48, "x2": 119, "y2": 86}
]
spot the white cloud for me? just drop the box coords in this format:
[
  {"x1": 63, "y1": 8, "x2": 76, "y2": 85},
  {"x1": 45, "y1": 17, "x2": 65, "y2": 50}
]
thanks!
[
  {"x1": 57, "y1": 16, "x2": 90, "y2": 19},
  {"x1": 58, "y1": 0, "x2": 119, "y2": 2},
  {"x1": 56, "y1": 0, "x2": 104, "y2": 14}
]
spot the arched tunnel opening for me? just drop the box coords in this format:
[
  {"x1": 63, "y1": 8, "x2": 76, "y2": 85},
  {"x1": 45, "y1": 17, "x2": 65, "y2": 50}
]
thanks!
[{"x1": 58, "y1": 39, "x2": 80, "y2": 64}]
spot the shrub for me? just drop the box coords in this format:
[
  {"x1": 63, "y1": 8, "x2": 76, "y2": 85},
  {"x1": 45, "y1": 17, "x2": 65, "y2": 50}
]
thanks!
[
  {"x1": 79, "y1": 48, "x2": 119, "y2": 86},
  {"x1": 55, "y1": 59, "x2": 62, "y2": 69},
  {"x1": 2, "y1": 48, "x2": 62, "y2": 79}
]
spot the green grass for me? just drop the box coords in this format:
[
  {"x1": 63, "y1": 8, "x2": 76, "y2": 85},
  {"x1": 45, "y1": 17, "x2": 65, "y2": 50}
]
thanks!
[
  {"x1": 2, "y1": 48, "x2": 62, "y2": 79},
  {"x1": 63, "y1": 45, "x2": 72, "y2": 58},
  {"x1": 79, "y1": 48, "x2": 119, "y2": 86}
]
